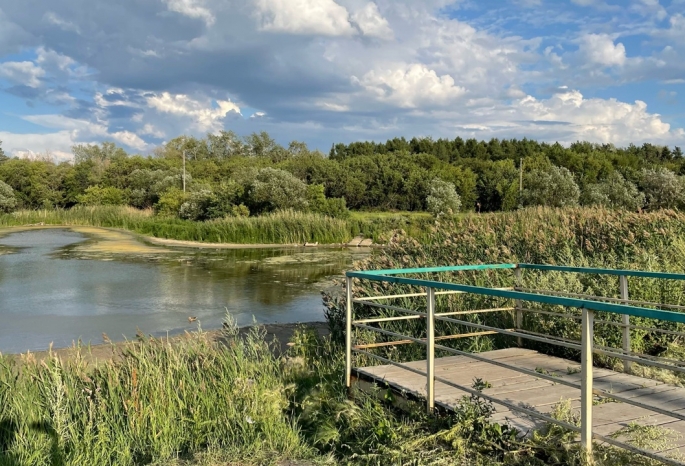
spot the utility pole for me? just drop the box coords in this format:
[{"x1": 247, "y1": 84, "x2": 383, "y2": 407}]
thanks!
[
  {"x1": 182, "y1": 150, "x2": 186, "y2": 193},
  {"x1": 519, "y1": 157, "x2": 523, "y2": 194}
]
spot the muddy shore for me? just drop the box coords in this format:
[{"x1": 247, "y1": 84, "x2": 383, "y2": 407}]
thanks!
[{"x1": 5, "y1": 322, "x2": 330, "y2": 363}]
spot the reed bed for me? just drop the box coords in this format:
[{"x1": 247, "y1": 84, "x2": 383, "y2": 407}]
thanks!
[
  {"x1": 0, "y1": 207, "x2": 354, "y2": 245},
  {"x1": 326, "y1": 207, "x2": 685, "y2": 380}
]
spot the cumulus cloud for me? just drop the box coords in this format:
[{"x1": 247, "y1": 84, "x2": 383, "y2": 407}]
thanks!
[
  {"x1": 579, "y1": 34, "x2": 626, "y2": 67},
  {"x1": 255, "y1": 0, "x2": 355, "y2": 36},
  {"x1": 147, "y1": 92, "x2": 241, "y2": 132},
  {"x1": 0, "y1": 61, "x2": 45, "y2": 87},
  {"x1": 0, "y1": 0, "x2": 683, "y2": 154},
  {"x1": 354, "y1": 64, "x2": 466, "y2": 108},
  {"x1": 20, "y1": 114, "x2": 149, "y2": 152},
  {"x1": 0, "y1": 130, "x2": 76, "y2": 161},
  {"x1": 350, "y1": 3, "x2": 394, "y2": 40}
]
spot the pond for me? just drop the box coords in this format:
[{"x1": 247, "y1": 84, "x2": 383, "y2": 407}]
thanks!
[{"x1": 0, "y1": 228, "x2": 369, "y2": 354}]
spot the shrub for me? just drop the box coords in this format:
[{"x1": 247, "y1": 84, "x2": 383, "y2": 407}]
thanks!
[
  {"x1": 178, "y1": 190, "x2": 215, "y2": 221},
  {"x1": 306, "y1": 184, "x2": 350, "y2": 219},
  {"x1": 76, "y1": 185, "x2": 127, "y2": 206},
  {"x1": 0, "y1": 180, "x2": 17, "y2": 213},
  {"x1": 582, "y1": 171, "x2": 645, "y2": 211},
  {"x1": 155, "y1": 187, "x2": 188, "y2": 217},
  {"x1": 426, "y1": 178, "x2": 462, "y2": 216},
  {"x1": 521, "y1": 166, "x2": 580, "y2": 207},
  {"x1": 640, "y1": 167, "x2": 685, "y2": 210},
  {"x1": 248, "y1": 168, "x2": 308, "y2": 214}
]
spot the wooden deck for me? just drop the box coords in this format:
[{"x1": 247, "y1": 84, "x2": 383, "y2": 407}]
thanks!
[{"x1": 354, "y1": 348, "x2": 685, "y2": 459}]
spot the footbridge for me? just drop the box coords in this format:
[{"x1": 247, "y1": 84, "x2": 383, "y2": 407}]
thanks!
[{"x1": 345, "y1": 264, "x2": 685, "y2": 465}]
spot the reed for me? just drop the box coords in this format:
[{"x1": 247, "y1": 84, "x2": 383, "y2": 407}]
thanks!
[
  {"x1": 0, "y1": 207, "x2": 354, "y2": 244},
  {"x1": 326, "y1": 207, "x2": 685, "y2": 380}
]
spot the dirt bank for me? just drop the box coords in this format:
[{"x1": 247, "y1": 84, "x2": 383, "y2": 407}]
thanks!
[{"x1": 6, "y1": 322, "x2": 330, "y2": 364}]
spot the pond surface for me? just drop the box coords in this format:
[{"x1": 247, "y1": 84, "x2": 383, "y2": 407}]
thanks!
[{"x1": 0, "y1": 229, "x2": 368, "y2": 354}]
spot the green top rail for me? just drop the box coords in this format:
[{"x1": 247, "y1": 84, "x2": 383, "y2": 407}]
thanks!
[{"x1": 346, "y1": 263, "x2": 685, "y2": 324}]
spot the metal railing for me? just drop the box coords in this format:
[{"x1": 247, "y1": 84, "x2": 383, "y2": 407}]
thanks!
[{"x1": 345, "y1": 264, "x2": 685, "y2": 465}]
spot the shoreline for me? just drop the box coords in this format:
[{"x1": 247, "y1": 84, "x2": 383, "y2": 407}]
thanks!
[
  {"x1": 4, "y1": 321, "x2": 330, "y2": 363},
  {"x1": 0, "y1": 224, "x2": 376, "y2": 250}
]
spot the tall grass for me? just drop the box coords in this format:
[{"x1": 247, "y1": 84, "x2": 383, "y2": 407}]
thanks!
[
  {"x1": 0, "y1": 327, "x2": 312, "y2": 466},
  {"x1": 0, "y1": 207, "x2": 355, "y2": 244},
  {"x1": 326, "y1": 207, "x2": 685, "y2": 377},
  {"x1": 1, "y1": 325, "x2": 668, "y2": 466}
]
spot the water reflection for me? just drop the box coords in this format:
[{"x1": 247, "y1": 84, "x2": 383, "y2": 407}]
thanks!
[{"x1": 0, "y1": 229, "x2": 368, "y2": 353}]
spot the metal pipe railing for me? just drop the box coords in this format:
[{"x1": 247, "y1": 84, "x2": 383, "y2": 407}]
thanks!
[{"x1": 345, "y1": 263, "x2": 685, "y2": 464}]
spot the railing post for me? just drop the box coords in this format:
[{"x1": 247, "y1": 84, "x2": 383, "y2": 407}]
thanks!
[
  {"x1": 581, "y1": 308, "x2": 594, "y2": 462},
  {"x1": 427, "y1": 287, "x2": 436, "y2": 414},
  {"x1": 514, "y1": 267, "x2": 523, "y2": 347},
  {"x1": 619, "y1": 275, "x2": 631, "y2": 374},
  {"x1": 345, "y1": 276, "x2": 353, "y2": 389}
]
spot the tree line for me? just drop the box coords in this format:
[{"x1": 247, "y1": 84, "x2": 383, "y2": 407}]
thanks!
[{"x1": 0, "y1": 133, "x2": 684, "y2": 218}]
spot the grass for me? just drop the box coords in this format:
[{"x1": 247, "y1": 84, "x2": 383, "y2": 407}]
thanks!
[
  {"x1": 0, "y1": 207, "x2": 355, "y2": 245},
  {"x1": 4, "y1": 205, "x2": 685, "y2": 464},
  {"x1": 325, "y1": 206, "x2": 685, "y2": 379},
  {"x1": 0, "y1": 206, "x2": 438, "y2": 245},
  {"x1": 1, "y1": 323, "x2": 673, "y2": 466}
]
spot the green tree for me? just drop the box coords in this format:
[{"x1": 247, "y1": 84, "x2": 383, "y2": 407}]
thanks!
[
  {"x1": 0, "y1": 180, "x2": 17, "y2": 213},
  {"x1": 306, "y1": 184, "x2": 350, "y2": 218},
  {"x1": 582, "y1": 171, "x2": 645, "y2": 210},
  {"x1": 426, "y1": 179, "x2": 461, "y2": 216},
  {"x1": 0, "y1": 140, "x2": 8, "y2": 164},
  {"x1": 248, "y1": 168, "x2": 309, "y2": 213},
  {"x1": 76, "y1": 186, "x2": 128, "y2": 206},
  {"x1": 521, "y1": 165, "x2": 580, "y2": 207},
  {"x1": 640, "y1": 168, "x2": 685, "y2": 210},
  {"x1": 72, "y1": 142, "x2": 127, "y2": 165},
  {"x1": 155, "y1": 188, "x2": 188, "y2": 217}
]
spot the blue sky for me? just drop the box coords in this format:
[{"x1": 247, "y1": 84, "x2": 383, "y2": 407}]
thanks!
[{"x1": 0, "y1": 0, "x2": 683, "y2": 160}]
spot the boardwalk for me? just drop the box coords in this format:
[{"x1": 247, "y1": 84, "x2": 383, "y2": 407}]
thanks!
[{"x1": 355, "y1": 348, "x2": 685, "y2": 459}]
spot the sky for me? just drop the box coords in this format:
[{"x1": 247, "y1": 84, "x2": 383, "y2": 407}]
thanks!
[{"x1": 0, "y1": 0, "x2": 684, "y2": 160}]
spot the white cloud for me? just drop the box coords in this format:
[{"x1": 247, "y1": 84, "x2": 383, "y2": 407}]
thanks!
[
  {"x1": 255, "y1": 0, "x2": 355, "y2": 36},
  {"x1": 147, "y1": 92, "x2": 241, "y2": 132},
  {"x1": 20, "y1": 114, "x2": 149, "y2": 152},
  {"x1": 0, "y1": 130, "x2": 76, "y2": 160},
  {"x1": 163, "y1": 0, "x2": 215, "y2": 26},
  {"x1": 350, "y1": 3, "x2": 394, "y2": 40},
  {"x1": 0, "y1": 61, "x2": 45, "y2": 87},
  {"x1": 354, "y1": 64, "x2": 466, "y2": 108},
  {"x1": 579, "y1": 33, "x2": 626, "y2": 67},
  {"x1": 510, "y1": 89, "x2": 680, "y2": 144},
  {"x1": 317, "y1": 101, "x2": 350, "y2": 111},
  {"x1": 42, "y1": 11, "x2": 80, "y2": 33},
  {"x1": 139, "y1": 124, "x2": 166, "y2": 138}
]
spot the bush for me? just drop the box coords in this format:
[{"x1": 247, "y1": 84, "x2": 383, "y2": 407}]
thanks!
[
  {"x1": 521, "y1": 166, "x2": 580, "y2": 207},
  {"x1": 640, "y1": 167, "x2": 685, "y2": 210},
  {"x1": 306, "y1": 184, "x2": 350, "y2": 219},
  {"x1": 582, "y1": 171, "x2": 645, "y2": 211},
  {"x1": 0, "y1": 180, "x2": 17, "y2": 213},
  {"x1": 248, "y1": 168, "x2": 308, "y2": 214},
  {"x1": 76, "y1": 185, "x2": 127, "y2": 206},
  {"x1": 178, "y1": 190, "x2": 215, "y2": 221},
  {"x1": 155, "y1": 187, "x2": 188, "y2": 217},
  {"x1": 426, "y1": 178, "x2": 461, "y2": 216}
]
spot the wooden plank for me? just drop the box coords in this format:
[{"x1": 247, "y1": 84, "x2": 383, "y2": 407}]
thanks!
[{"x1": 355, "y1": 348, "x2": 685, "y2": 456}]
